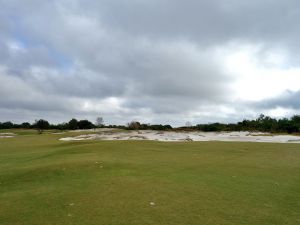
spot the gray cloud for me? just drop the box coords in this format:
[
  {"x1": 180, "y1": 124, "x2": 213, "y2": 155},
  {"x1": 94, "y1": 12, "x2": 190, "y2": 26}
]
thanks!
[{"x1": 257, "y1": 90, "x2": 300, "y2": 109}]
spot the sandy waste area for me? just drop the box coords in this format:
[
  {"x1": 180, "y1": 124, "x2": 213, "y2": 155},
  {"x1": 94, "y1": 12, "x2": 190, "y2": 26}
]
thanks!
[
  {"x1": 59, "y1": 130, "x2": 300, "y2": 143},
  {"x1": 0, "y1": 133, "x2": 16, "y2": 138}
]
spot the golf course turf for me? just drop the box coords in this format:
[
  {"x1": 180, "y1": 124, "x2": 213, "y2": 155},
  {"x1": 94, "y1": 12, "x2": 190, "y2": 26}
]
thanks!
[{"x1": 0, "y1": 130, "x2": 300, "y2": 225}]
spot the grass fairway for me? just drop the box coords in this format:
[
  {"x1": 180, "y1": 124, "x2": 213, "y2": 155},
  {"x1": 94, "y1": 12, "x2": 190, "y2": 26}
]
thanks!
[{"x1": 0, "y1": 131, "x2": 300, "y2": 225}]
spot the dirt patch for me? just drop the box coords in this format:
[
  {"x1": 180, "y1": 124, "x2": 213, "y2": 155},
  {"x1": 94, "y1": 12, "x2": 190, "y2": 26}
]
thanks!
[
  {"x1": 0, "y1": 133, "x2": 16, "y2": 138},
  {"x1": 59, "y1": 130, "x2": 300, "y2": 143}
]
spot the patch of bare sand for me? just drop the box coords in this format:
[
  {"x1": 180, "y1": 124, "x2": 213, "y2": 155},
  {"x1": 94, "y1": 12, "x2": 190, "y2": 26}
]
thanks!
[
  {"x1": 0, "y1": 133, "x2": 16, "y2": 138},
  {"x1": 59, "y1": 130, "x2": 300, "y2": 143}
]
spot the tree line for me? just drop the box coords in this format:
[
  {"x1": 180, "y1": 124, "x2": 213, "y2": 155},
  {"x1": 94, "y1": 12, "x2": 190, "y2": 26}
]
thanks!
[
  {"x1": 1, "y1": 114, "x2": 300, "y2": 134},
  {"x1": 0, "y1": 119, "x2": 96, "y2": 131},
  {"x1": 192, "y1": 114, "x2": 300, "y2": 133}
]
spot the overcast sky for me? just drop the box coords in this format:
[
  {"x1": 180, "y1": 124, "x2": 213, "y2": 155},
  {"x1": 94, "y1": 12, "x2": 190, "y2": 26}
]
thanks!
[{"x1": 1, "y1": 0, "x2": 300, "y2": 126}]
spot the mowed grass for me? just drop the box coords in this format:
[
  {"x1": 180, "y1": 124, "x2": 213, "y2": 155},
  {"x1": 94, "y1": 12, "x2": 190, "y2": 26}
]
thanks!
[{"x1": 0, "y1": 131, "x2": 300, "y2": 225}]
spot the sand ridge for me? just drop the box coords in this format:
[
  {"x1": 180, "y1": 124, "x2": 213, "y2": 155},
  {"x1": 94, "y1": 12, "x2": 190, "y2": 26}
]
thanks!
[
  {"x1": 0, "y1": 133, "x2": 16, "y2": 138},
  {"x1": 59, "y1": 130, "x2": 300, "y2": 143}
]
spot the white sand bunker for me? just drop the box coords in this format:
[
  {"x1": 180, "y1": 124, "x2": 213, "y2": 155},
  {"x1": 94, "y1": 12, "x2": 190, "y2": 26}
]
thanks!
[
  {"x1": 59, "y1": 130, "x2": 300, "y2": 143},
  {"x1": 0, "y1": 133, "x2": 16, "y2": 138}
]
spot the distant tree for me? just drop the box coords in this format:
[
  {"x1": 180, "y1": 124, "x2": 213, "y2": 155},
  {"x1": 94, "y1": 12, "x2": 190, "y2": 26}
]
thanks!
[
  {"x1": 164, "y1": 125, "x2": 173, "y2": 130},
  {"x1": 96, "y1": 117, "x2": 104, "y2": 127},
  {"x1": 56, "y1": 123, "x2": 69, "y2": 130},
  {"x1": 68, "y1": 118, "x2": 78, "y2": 130},
  {"x1": 278, "y1": 118, "x2": 298, "y2": 133},
  {"x1": 0, "y1": 121, "x2": 14, "y2": 129},
  {"x1": 78, "y1": 120, "x2": 94, "y2": 129},
  {"x1": 203, "y1": 123, "x2": 223, "y2": 132},
  {"x1": 291, "y1": 115, "x2": 300, "y2": 123},
  {"x1": 291, "y1": 115, "x2": 300, "y2": 132},
  {"x1": 35, "y1": 119, "x2": 50, "y2": 134},
  {"x1": 127, "y1": 121, "x2": 141, "y2": 130},
  {"x1": 21, "y1": 122, "x2": 31, "y2": 129},
  {"x1": 257, "y1": 114, "x2": 266, "y2": 123}
]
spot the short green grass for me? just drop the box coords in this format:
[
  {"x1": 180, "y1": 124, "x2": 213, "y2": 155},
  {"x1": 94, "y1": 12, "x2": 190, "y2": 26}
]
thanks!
[{"x1": 0, "y1": 130, "x2": 300, "y2": 225}]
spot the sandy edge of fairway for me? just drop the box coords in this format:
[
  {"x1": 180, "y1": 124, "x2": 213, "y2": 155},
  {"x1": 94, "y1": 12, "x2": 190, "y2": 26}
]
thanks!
[
  {"x1": 59, "y1": 130, "x2": 300, "y2": 143},
  {"x1": 0, "y1": 133, "x2": 16, "y2": 138}
]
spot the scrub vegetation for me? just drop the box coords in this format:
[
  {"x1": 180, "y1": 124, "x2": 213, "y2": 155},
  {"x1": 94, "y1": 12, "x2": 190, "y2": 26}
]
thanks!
[{"x1": 1, "y1": 114, "x2": 300, "y2": 134}]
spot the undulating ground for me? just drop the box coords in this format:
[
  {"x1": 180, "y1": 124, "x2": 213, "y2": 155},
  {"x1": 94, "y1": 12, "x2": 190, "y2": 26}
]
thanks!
[{"x1": 0, "y1": 129, "x2": 300, "y2": 225}]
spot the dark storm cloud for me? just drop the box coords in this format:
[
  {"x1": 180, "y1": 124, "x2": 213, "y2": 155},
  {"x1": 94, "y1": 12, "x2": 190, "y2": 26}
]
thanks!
[{"x1": 0, "y1": 0, "x2": 300, "y2": 124}]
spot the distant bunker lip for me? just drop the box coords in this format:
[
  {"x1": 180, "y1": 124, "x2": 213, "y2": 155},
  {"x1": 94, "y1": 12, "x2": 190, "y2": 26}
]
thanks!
[
  {"x1": 0, "y1": 133, "x2": 16, "y2": 138},
  {"x1": 59, "y1": 131, "x2": 300, "y2": 144}
]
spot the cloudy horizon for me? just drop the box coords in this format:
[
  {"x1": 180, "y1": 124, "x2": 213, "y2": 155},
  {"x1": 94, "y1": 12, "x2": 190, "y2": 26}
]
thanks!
[{"x1": 1, "y1": 0, "x2": 300, "y2": 126}]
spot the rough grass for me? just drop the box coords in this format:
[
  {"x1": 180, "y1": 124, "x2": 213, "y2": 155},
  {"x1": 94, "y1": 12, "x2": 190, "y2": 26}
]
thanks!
[{"x1": 0, "y1": 130, "x2": 300, "y2": 225}]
